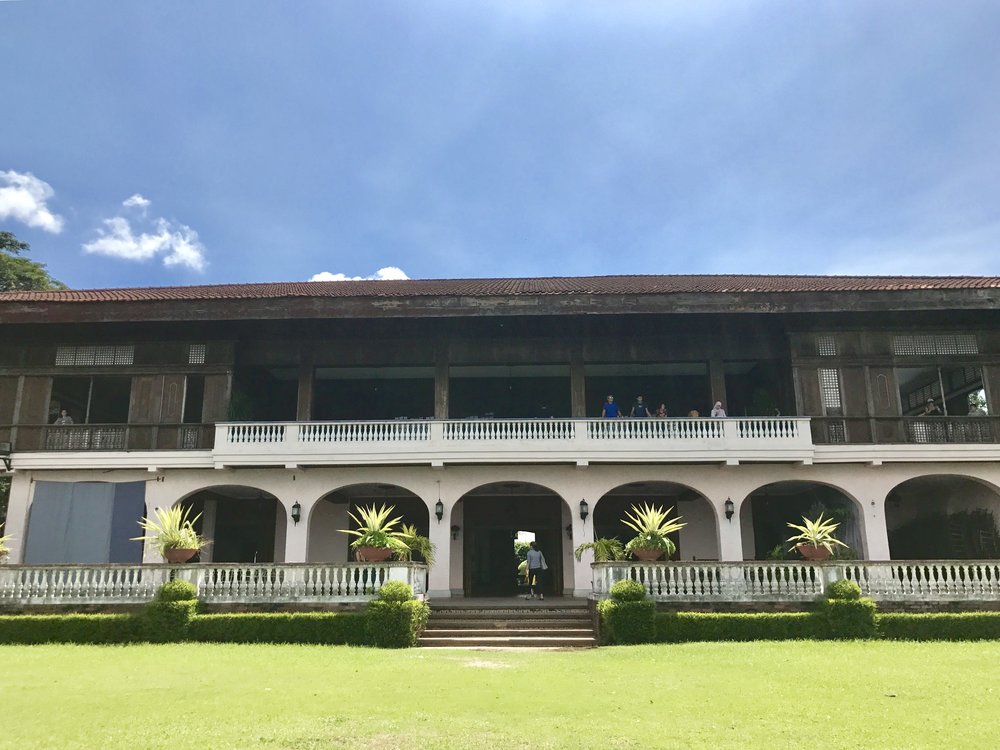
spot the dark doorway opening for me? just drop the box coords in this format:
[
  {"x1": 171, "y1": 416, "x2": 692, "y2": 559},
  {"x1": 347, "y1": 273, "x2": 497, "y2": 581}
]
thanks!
[{"x1": 459, "y1": 483, "x2": 565, "y2": 597}]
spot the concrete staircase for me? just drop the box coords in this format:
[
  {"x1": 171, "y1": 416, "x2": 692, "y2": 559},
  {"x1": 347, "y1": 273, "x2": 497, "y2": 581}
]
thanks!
[{"x1": 419, "y1": 598, "x2": 597, "y2": 648}]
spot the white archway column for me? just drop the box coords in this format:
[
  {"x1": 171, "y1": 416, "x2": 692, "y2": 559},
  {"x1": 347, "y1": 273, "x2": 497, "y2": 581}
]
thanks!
[
  {"x1": 717, "y1": 497, "x2": 744, "y2": 561},
  {"x1": 570, "y1": 503, "x2": 595, "y2": 597},
  {"x1": 861, "y1": 496, "x2": 891, "y2": 561},
  {"x1": 427, "y1": 491, "x2": 454, "y2": 599},
  {"x1": 281, "y1": 497, "x2": 310, "y2": 563},
  {"x1": 2, "y1": 472, "x2": 34, "y2": 564}
]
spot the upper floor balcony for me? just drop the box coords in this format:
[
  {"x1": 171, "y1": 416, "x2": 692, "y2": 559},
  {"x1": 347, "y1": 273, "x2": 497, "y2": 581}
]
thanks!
[{"x1": 6, "y1": 415, "x2": 1000, "y2": 470}]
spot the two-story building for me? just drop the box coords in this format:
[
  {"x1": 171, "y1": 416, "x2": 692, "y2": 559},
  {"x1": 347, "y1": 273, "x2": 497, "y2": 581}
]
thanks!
[{"x1": 1, "y1": 274, "x2": 998, "y2": 599}]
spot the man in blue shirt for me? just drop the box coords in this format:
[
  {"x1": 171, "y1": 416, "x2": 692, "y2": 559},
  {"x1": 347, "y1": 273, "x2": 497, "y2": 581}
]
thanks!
[{"x1": 602, "y1": 395, "x2": 619, "y2": 418}]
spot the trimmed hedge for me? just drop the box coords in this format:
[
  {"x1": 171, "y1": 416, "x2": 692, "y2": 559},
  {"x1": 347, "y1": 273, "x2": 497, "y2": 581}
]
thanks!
[
  {"x1": 654, "y1": 612, "x2": 819, "y2": 642},
  {"x1": 365, "y1": 600, "x2": 429, "y2": 648},
  {"x1": 826, "y1": 579, "x2": 863, "y2": 601},
  {"x1": 142, "y1": 600, "x2": 199, "y2": 643},
  {"x1": 878, "y1": 612, "x2": 1000, "y2": 641},
  {"x1": 190, "y1": 612, "x2": 367, "y2": 645},
  {"x1": 156, "y1": 579, "x2": 198, "y2": 602},
  {"x1": 609, "y1": 579, "x2": 648, "y2": 602},
  {"x1": 814, "y1": 598, "x2": 877, "y2": 639},
  {"x1": 0, "y1": 614, "x2": 140, "y2": 644},
  {"x1": 599, "y1": 600, "x2": 656, "y2": 645}
]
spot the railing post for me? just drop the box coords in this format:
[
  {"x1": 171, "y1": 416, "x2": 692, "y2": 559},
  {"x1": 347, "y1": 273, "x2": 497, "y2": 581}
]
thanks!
[{"x1": 722, "y1": 418, "x2": 739, "y2": 445}]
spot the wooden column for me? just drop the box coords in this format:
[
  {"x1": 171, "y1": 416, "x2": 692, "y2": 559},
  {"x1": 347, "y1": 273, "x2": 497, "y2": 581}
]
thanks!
[
  {"x1": 434, "y1": 348, "x2": 449, "y2": 419},
  {"x1": 570, "y1": 349, "x2": 586, "y2": 417},
  {"x1": 709, "y1": 357, "x2": 728, "y2": 411},
  {"x1": 296, "y1": 344, "x2": 314, "y2": 421}
]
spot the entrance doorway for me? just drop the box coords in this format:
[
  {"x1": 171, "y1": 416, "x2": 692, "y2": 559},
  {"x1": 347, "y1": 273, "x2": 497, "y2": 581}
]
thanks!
[{"x1": 458, "y1": 482, "x2": 565, "y2": 597}]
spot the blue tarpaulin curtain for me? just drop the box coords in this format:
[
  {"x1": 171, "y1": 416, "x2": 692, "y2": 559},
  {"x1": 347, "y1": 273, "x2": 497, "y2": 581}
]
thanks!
[{"x1": 24, "y1": 481, "x2": 146, "y2": 564}]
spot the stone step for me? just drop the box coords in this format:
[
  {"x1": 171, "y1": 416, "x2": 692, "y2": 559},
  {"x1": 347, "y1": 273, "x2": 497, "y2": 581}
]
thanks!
[
  {"x1": 418, "y1": 635, "x2": 597, "y2": 648},
  {"x1": 424, "y1": 628, "x2": 595, "y2": 638},
  {"x1": 427, "y1": 618, "x2": 592, "y2": 630}
]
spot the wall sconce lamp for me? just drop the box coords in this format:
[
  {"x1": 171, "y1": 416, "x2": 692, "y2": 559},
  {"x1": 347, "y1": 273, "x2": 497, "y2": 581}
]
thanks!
[
  {"x1": 724, "y1": 498, "x2": 735, "y2": 522},
  {"x1": 450, "y1": 525, "x2": 461, "y2": 540},
  {"x1": 565, "y1": 523, "x2": 573, "y2": 539},
  {"x1": 435, "y1": 500, "x2": 444, "y2": 523},
  {"x1": 291, "y1": 502, "x2": 302, "y2": 525},
  {"x1": 579, "y1": 499, "x2": 589, "y2": 522}
]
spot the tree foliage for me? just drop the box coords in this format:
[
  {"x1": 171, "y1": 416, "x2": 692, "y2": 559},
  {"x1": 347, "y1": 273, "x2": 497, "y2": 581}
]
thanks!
[{"x1": 0, "y1": 231, "x2": 66, "y2": 292}]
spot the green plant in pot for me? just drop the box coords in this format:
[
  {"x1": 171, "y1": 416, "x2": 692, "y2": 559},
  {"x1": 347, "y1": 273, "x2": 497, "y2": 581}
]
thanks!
[
  {"x1": 574, "y1": 537, "x2": 626, "y2": 562},
  {"x1": 132, "y1": 505, "x2": 210, "y2": 563},
  {"x1": 0, "y1": 525, "x2": 12, "y2": 561},
  {"x1": 396, "y1": 523, "x2": 436, "y2": 565},
  {"x1": 342, "y1": 503, "x2": 410, "y2": 562},
  {"x1": 786, "y1": 513, "x2": 849, "y2": 561},
  {"x1": 622, "y1": 502, "x2": 686, "y2": 561}
]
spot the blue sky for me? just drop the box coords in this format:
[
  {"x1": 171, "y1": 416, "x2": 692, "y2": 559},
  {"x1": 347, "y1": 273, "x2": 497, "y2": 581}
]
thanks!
[{"x1": 2, "y1": 1, "x2": 999, "y2": 289}]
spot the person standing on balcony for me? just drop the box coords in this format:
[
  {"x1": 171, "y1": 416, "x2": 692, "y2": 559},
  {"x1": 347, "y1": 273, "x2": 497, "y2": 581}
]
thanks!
[
  {"x1": 655, "y1": 403, "x2": 668, "y2": 418},
  {"x1": 711, "y1": 401, "x2": 727, "y2": 417},
  {"x1": 922, "y1": 398, "x2": 943, "y2": 416},
  {"x1": 525, "y1": 541, "x2": 548, "y2": 600},
  {"x1": 53, "y1": 409, "x2": 74, "y2": 425},
  {"x1": 601, "y1": 395, "x2": 620, "y2": 418},
  {"x1": 630, "y1": 395, "x2": 651, "y2": 418}
]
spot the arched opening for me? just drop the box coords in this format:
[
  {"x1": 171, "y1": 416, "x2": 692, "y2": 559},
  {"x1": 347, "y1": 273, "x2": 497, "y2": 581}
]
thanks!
[
  {"x1": 739, "y1": 481, "x2": 863, "y2": 560},
  {"x1": 308, "y1": 483, "x2": 429, "y2": 563},
  {"x1": 455, "y1": 482, "x2": 568, "y2": 597},
  {"x1": 886, "y1": 475, "x2": 1000, "y2": 559},
  {"x1": 181, "y1": 485, "x2": 285, "y2": 563},
  {"x1": 594, "y1": 482, "x2": 719, "y2": 561}
]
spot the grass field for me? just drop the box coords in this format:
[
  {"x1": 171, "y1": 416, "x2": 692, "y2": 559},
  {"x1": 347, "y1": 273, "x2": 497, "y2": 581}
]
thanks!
[{"x1": 1, "y1": 641, "x2": 998, "y2": 749}]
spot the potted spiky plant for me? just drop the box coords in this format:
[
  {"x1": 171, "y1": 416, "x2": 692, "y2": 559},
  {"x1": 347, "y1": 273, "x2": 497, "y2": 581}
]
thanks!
[
  {"x1": 622, "y1": 502, "x2": 686, "y2": 561},
  {"x1": 341, "y1": 503, "x2": 410, "y2": 562},
  {"x1": 574, "y1": 537, "x2": 626, "y2": 562},
  {"x1": 786, "y1": 513, "x2": 849, "y2": 561},
  {"x1": 396, "y1": 523, "x2": 436, "y2": 565},
  {"x1": 132, "y1": 505, "x2": 210, "y2": 563}
]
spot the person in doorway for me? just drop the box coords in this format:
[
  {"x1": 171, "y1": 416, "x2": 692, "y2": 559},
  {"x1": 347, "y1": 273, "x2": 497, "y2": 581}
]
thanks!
[
  {"x1": 711, "y1": 401, "x2": 727, "y2": 417},
  {"x1": 601, "y1": 395, "x2": 620, "y2": 418},
  {"x1": 630, "y1": 395, "x2": 651, "y2": 418},
  {"x1": 525, "y1": 540, "x2": 548, "y2": 600},
  {"x1": 53, "y1": 409, "x2": 74, "y2": 425}
]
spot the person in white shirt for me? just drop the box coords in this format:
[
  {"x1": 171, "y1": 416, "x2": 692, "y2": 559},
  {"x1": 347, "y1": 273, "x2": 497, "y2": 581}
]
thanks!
[{"x1": 710, "y1": 401, "x2": 727, "y2": 418}]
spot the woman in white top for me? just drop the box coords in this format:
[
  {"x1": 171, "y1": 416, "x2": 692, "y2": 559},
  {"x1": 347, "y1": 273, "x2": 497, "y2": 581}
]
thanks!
[{"x1": 710, "y1": 402, "x2": 727, "y2": 418}]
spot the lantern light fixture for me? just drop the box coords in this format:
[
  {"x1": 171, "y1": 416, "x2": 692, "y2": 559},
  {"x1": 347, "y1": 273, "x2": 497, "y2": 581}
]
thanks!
[
  {"x1": 291, "y1": 502, "x2": 302, "y2": 525},
  {"x1": 579, "y1": 499, "x2": 589, "y2": 522},
  {"x1": 724, "y1": 498, "x2": 735, "y2": 522}
]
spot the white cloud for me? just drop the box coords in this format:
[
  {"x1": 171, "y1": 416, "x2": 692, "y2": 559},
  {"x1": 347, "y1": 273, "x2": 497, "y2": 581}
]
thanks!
[
  {"x1": 310, "y1": 267, "x2": 410, "y2": 281},
  {"x1": 122, "y1": 193, "x2": 151, "y2": 210},
  {"x1": 0, "y1": 170, "x2": 64, "y2": 233},
  {"x1": 83, "y1": 212, "x2": 207, "y2": 272}
]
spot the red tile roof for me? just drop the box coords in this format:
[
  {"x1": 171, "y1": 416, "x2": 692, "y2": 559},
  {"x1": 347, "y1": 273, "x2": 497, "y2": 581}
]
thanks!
[{"x1": 2, "y1": 274, "x2": 999, "y2": 303}]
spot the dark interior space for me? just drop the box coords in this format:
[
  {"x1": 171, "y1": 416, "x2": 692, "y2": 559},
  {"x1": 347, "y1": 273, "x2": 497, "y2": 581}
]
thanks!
[
  {"x1": 449, "y1": 366, "x2": 570, "y2": 419},
  {"x1": 230, "y1": 368, "x2": 298, "y2": 421},
  {"x1": 724, "y1": 360, "x2": 794, "y2": 416},
  {"x1": 313, "y1": 368, "x2": 434, "y2": 421},
  {"x1": 585, "y1": 364, "x2": 710, "y2": 417}
]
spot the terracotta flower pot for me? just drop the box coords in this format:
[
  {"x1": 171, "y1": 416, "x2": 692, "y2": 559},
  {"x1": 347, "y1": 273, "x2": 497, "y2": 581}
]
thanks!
[
  {"x1": 796, "y1": 543, "x2": 831, "y2": 561},
  {"x1": 631, "y1": 548, "x2": 665, "y2": 562},
  {"x1": 163, "y1": 548, "x2": 198, "y2": 564},
  {"x1": 355, "y1": 546, "x2": 393, "y2": 562}
]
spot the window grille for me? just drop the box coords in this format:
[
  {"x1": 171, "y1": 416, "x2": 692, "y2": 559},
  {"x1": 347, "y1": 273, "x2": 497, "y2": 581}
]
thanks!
[
  {"x1": 188, "y1": 344, "x2": 207, "y2": 365},
  {"x1": 826, "y1": 420, "x2": 847, "y2": 444},
  {"x1": 816, "y1": 335, "x2": 837, "y2": 356},
  {"x1": 55, "y1": 344, "x2": 134, "y2": 366},
  {"x1": 818, "y1": 368, "x2": 842, "y2": 410},
  {"x1": 892, "y1": 334, "x2": 978, "y2": 356}
]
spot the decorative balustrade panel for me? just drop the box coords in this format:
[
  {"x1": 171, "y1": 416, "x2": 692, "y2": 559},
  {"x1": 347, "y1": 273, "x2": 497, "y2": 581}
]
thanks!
[
  {"x1": 299, "y1": 421, "x2": 431, "y2": 443},
  {"x1": 0, "y1": 563, "x2": 426, "y2": 606},
  {"x1": 587, "y1": 418, "x2": 724, "y2": 440},
  {"x1": 736, "y1": 418, "x2": 800, "y2": 440},
  {"x1": 226, "y1": 423, "x2": 286, "y2": 444},
  {"x1": 443, "y1": 419, "x2": 575, "y2": 441},
  {"x1": 593, "y1": 560, "x2": 1000, "y2": 602},
  {"x1": 0, "y1": 565, "x2": 169, "y2": 604}
]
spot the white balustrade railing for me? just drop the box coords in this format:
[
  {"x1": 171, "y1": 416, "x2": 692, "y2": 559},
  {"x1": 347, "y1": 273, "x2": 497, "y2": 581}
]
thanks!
[
  {"x1": 0, "y1": 563, "x2": 426, "y2": 606},
  {"x1": 213, "y1": 417, "x2": 813, "y2": 466},
  {"x1": 443, "y1": 419, "x2": 576, "y2": 441},
  {"x1": 593, "y1": 560, "x2": 1000, "y2": 602}
]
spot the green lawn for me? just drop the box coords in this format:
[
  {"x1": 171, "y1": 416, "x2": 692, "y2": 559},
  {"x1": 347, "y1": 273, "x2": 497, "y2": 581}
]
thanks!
[{"x1": 1, "y1": 642, "x2": 998, "y2": 749}]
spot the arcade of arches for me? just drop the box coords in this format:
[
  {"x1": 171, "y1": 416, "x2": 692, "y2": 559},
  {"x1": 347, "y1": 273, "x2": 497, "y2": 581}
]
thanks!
[{"x1": 138, "y1": 468, "x2": 1000, "y2": 596}]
